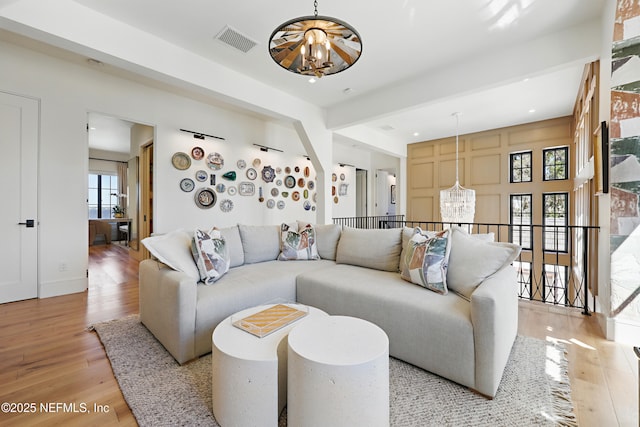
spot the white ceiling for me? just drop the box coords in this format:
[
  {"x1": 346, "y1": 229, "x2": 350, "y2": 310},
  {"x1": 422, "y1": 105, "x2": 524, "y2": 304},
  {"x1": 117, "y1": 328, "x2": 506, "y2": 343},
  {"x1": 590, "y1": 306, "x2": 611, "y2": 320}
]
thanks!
[{"x1": 1, "y1": 0, "x2": 606, "y2": 152}]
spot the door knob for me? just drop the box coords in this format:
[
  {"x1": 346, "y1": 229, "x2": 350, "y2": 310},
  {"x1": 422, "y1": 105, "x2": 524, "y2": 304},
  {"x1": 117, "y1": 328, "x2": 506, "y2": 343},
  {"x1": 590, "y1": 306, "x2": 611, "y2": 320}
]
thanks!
[{"x1": 18, "y1": 219, "x2": 35, "y2": 227}]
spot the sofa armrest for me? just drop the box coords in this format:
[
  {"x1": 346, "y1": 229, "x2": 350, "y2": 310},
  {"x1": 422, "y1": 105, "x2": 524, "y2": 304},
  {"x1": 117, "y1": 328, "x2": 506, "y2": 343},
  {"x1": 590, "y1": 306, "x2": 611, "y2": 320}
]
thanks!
[
  {"x1": 139, "y1": 259, "x2": 198, "y2": 364},
  {"x1": 470, "y1": 265, "x2": 518, "y2": 397}
]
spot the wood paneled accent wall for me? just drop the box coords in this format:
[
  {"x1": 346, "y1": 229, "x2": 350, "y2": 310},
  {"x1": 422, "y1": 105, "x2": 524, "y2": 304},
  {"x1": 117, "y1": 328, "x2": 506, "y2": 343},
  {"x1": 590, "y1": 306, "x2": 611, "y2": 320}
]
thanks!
[{"x1": 407, "y1": 117, "x2": 574, "y2": 224}]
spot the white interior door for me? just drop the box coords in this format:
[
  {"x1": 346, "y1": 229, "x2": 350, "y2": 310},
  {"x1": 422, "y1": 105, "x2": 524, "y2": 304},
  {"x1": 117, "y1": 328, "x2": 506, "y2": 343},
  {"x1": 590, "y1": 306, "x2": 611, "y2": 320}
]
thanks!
[{"x1": 0, "y1": 92, "x2": 39, "y2": 303}]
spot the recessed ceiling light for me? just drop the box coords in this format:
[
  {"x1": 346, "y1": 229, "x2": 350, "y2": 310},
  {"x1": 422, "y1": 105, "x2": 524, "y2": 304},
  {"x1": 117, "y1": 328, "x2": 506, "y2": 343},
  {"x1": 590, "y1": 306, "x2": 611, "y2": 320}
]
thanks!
[
  {"x1": 413, "y1": 132, "x2": 420, "y2": 137},
  {"x1": 308, "y1": 77, "x2": 317, "y2": 84},
  {"x1": 343, "y1": 88, "x2": 353, "y2": 95},
  {"x1": 523, "y1": 78, "x2": 530, "y2": 82},
  {"x1": 528, "y1": 109, "x2": 536, "y2": 113}
]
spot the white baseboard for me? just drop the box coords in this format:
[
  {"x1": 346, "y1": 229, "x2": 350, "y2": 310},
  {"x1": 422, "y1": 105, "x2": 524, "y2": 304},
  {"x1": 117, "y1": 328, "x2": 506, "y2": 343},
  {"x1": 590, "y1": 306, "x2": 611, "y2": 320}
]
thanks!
[
  {"x1": 39, "y1": 277, "x2": 87, "y2": 298},
  {"x1": 609, "y1": 317, "x2": 640, "y2": 346}
]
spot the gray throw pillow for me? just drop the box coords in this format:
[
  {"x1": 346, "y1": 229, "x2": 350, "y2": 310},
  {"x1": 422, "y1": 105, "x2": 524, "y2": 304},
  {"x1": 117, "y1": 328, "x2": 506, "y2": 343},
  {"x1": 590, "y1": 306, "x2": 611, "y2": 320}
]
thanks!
[
  {"x1": 238, "y1": 224, "x2": 281, "y2": 264},
  {"x1": 220, "y1": 225, "x2": 245, "y2": 267},
  {"x1": 336, "y1": 227, "x2": 402, "y2": 272}
]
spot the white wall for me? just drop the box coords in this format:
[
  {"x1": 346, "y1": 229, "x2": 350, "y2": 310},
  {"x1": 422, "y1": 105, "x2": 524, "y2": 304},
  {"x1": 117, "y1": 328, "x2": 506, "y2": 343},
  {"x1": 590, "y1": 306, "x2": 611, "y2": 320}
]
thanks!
[{"x1": 0, "y1": 39, "x2": 321, "y2": 298}]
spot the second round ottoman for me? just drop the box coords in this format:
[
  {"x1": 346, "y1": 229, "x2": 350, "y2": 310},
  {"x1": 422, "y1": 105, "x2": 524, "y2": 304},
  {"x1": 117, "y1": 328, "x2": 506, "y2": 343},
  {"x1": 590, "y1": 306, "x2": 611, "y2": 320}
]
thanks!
[{"x1": 287, "y1": 315, "x2": 389, "y2": 427}]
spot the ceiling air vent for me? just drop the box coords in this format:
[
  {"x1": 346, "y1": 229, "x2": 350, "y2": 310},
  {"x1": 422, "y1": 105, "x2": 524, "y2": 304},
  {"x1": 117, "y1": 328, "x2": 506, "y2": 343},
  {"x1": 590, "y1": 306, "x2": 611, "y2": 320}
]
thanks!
[
  {"x1": 215, "y1": 25, "x2": 258, "y2": 53},
  {"x1": 380, "y1": 125, "x2": 396, "y2": 131}
]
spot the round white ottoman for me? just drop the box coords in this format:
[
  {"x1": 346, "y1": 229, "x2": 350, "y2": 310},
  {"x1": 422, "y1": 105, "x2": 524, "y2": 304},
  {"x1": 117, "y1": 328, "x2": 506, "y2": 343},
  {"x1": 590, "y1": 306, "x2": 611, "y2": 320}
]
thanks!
[
  {"x1": 287, "y1": 315, "x2": 389, "y2": 427},
  {"x1": 212, "y1": 304, "x2": 327, "y2": 427}
]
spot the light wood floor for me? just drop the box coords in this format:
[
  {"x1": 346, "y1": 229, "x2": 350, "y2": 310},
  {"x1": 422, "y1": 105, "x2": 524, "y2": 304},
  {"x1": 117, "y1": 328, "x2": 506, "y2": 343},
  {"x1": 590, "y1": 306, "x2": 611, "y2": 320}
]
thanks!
[{"x1": 0, "y1": 244, "x2": 637, "y2": 426}]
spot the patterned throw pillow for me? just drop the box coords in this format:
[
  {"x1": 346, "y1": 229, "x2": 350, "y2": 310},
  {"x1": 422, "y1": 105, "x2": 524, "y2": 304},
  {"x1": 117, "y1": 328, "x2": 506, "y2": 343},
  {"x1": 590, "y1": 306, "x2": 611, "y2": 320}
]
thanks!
[
  {"x1": 400, "y1": 228, "x2": 451, "y2": 294},
  {"x1": 191, "y1": 228, "x2": 230, "y2": 284},
  {"x1": 277, "y1": 223, "x2": 319, "y2": 261}
]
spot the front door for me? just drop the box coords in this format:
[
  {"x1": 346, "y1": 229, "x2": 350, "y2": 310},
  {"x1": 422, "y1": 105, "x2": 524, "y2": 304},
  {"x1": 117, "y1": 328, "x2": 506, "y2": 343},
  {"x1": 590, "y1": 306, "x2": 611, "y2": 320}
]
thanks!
[{"x1": 0, "y1": 92, "x2": 39, "y2": 303}]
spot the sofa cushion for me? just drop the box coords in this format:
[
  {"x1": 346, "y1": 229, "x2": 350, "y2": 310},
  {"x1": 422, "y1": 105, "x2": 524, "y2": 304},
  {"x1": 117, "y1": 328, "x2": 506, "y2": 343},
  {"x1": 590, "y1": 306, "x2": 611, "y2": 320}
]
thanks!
[
  {"x1": 400, "y1": 228, "x2": 451, "y2": 294},
  {"x1": 447, "y1": 227, "x2": 521, "y2": 300},
  {"x1": 220, "y1": 225, "x2": 244, "y2": 267},
  {"x1": 238, "y1": 224, "x2": 281, "y2": 264},
  {"x1": 296, "y1": 264, "x2": 475, "y2": 389},
  {"x1": 336, "y1": 227, "x2": 402, "y2": 272},
  {"x1": 141, "y1": 229, "x2": 200, "y2": 279},
  {"x1": 278, "y1": 223, "x2": 319, "y2": 261},
  {"x1": 298, "y1": 221, "x2": 342, "y2": 260},
  {"x1": 191, "y1": 228, "x2": 230, "y2": 284}
]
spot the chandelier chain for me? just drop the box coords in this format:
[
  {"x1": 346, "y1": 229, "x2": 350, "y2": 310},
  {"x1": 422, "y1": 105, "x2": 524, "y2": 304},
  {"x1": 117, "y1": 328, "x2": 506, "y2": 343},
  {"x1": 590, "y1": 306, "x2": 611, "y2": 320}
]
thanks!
[
  {"x1": 454, "y1": 112, "x2": 460, "y2": 184},
  {"x1": 314, "y1": 0, "x2": 318, "y2": 16}
]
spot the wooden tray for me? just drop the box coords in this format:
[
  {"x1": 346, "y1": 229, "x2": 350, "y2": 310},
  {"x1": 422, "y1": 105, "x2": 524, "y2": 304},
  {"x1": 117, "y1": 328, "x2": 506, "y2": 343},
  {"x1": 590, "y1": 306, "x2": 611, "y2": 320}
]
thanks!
[{"x1": 233, "y1": 304, "x2": 307, "y2": 338}]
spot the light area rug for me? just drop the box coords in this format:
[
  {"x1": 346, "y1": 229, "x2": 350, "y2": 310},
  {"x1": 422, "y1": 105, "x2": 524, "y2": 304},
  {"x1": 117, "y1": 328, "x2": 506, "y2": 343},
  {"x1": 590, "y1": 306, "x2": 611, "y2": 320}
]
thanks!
[{"x1": 92, "y1": 315, "x2": 578, "y2": 427}]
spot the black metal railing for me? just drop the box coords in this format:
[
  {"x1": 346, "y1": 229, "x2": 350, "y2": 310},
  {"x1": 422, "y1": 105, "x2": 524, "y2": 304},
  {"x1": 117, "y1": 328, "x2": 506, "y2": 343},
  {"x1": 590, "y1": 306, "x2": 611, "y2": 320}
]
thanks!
[
  {"x1": 332, "y1": 214, "x2": 405, "y2": 230},
  {"x1": 332, "y1": 216, "x2": 599, "y2": 315}
]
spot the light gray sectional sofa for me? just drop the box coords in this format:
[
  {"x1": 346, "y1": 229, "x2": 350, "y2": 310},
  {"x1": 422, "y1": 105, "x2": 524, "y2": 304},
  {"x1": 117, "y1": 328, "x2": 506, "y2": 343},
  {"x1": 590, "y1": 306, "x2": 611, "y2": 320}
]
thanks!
[{"x1": 139, "y1": 223, "x2": 521, "y2": 398}]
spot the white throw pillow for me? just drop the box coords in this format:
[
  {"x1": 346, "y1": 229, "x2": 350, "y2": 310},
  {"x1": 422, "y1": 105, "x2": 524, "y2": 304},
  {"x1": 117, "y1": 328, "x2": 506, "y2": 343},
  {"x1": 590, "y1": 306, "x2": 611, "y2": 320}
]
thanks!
[
  {"x1": 447, "y1": 227, "x2": 521, "y2": 300},
  {"x1": 278, "y1": 223, "x2": 320, "y2": 261},
  {"x1": 141, "y1": 229, "x2": 200, "y2": 279},
  {"x1": 191, "y1": 228, "x2": 230, "y2": 284}
]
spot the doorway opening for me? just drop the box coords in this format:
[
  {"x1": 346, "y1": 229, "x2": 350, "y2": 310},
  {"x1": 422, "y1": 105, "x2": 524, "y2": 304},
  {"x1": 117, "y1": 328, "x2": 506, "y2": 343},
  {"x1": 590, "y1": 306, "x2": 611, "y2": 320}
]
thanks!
[{"x1": 87, "y1": 112, "x2": 154, "y2": 286}]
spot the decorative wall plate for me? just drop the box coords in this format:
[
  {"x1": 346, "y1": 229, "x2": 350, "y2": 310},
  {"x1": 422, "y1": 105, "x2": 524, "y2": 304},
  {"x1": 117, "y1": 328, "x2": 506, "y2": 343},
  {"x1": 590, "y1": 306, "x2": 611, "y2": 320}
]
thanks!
[
  {"x1": 206, "y1": 152, "x2": 224, "y2": 170},
  {"x1": 334, "y1": 196, "x2": 339, "y2": 204},
  {"x1": 284, "y1": 175, "x2": 296, "y2": 188},
  {"x1": 222, "y1": 171, "x2": 237, "y2": 181},
  {"x1": 246, "y1": 168, "x2": 257, "y2": 180},
  {"x1": 276, "y1": 179, "x2": 283, "y2": 187},
  {"x1": 285, "y1": 166, "x2": 291, "y2": 174},
  {"x1": 307, "y1": 180, "x2": 315, "y2": 190},
  {"x1": 252, "y1": 158, "x2": 261, "y2": 168},
  {"x1": 227, "y1": 185, "x2": 237, "y2": 196},
  {"x1": 238, "y1": 182, "x2": 255, "y2": 196},
  {"x1": 277, "y1": 200, "x2": 285, "y2": 210},
  {"x1": 313, "y1": 192, "x2": 317, "y2": 203},
  {"x1": 292, "y1": 191, "x2": 300, "y2": 201},
  {"x1": 276, "y1": 167, "x2": 282, "y2": 175},
  {"x1": 237, "y1": 159, "x2": 246, "y2": 169},
  {"x1": 304, "y1": 166, "x2": 310, "y2": 177},
  {"x1": 270, "y1": 187, "x2": 279, "y2": 197},
  {"x1": 340, "y1": 173, "x2": 346, "y2": 181},
  {"x1": 297, "y1": 178, "x2": 305, "y2": 188},
  {"x1": 180, "y1": 178, "x2": 195, "y2": 192},
  {"x1": 303, "y1": 189, "x2": 308, "y2": 199},
  {"x1": 172, "y1": 152, "x2": 191, "y2": 170},
  {"x1": 332, "y1": 186, "x2": 336, "y2": 196},
  {"x1": 339, "y1": 183, "x2": 349, "y2": 196},
  {"x1": 294, "y1": 166, "x2": 300, "y2": 173},
  {"x1": 195, "y1": 170, "x2": 208, "y2": 182},
  {"x1": 220, "y1": 199, "x2": 234, "y2": 213},
  {"x1": 191, "y1": 147, "x2": 204, "y2": 160},
  {"x1": 194, "y1": 188, "x2": 216, "y2": 209},
  {"x1": 303, "y1": 200, "x2": 311, "y2": 211},
  {"x1": 332, "y1": 173, "x2": 337, "y2": 182},
  {"x1": 262, "y1": 165, "x2": 275, "y2": 183},
  {"x1": 282, "y1": 191, "x2": 289, "y2": 198},
  {"x1": 216, "y1": 183, "x2": 226, "y2": 193},
  {"x1": 266, "y1": 199, "x2": 275, "y2": 209}
]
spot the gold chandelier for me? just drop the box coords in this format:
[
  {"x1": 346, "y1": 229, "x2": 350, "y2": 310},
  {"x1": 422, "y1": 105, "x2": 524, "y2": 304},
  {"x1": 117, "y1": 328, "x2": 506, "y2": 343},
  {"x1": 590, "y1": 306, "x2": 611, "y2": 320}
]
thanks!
[
  {"x1": 440, "y1": 113, "x2": 476, "y2": 224},
  {"x1": 268, "y1": 0, "x2": 362, "y2": 78}
]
